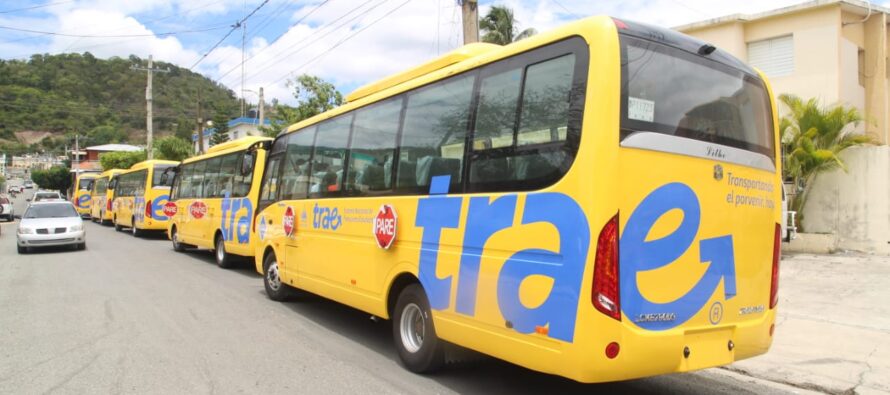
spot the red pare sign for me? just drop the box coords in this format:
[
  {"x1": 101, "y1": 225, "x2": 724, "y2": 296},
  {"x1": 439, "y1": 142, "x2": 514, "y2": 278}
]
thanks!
[
  {"x1": 189, "y1": 201, "x2": 207, "y2": 219},
  {"x1": 373, "y1": 204, "x2": 397, "y2": 249},
  {"x1": 283, "y1": 206, "x2": 295, "y2": 236},
  {"x1": 163, "y1": 202, "x2": 178, "y2": 217}
]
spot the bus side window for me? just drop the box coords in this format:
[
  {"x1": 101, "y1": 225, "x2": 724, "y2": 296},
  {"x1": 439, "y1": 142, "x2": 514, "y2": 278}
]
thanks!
[
  {"x1": 398, "y1": 74, "x2": 474, "y2": 193},
  {"x1": 260, "y1": 155, "x2": 282, "y2": 203},
  {"x1": 218, "y1": 153, "x2": 239, "y2": 198},
  {"x1": 310, "y1": 116, "x2": 352, "y2": 198},
  {"x1": 279, "y1": 126, "x2": 316, "y2": 200},
  {"x1": 346, "y1": 98, "x2": 401, "y2": 195}
]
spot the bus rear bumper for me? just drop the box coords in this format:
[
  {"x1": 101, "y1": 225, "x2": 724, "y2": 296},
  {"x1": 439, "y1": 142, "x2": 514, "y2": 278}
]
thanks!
[{"x1": 564, "y1": 310, "x2": 776, "y2": 383}]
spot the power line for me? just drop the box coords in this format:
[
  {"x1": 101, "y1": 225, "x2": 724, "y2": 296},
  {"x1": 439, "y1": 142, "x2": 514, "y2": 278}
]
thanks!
[
  {"x1": 551, "y1": 0, "x2": 580, "y2": 19},
  {"x1": 271, "y1": 0, "x2": 412, "y2": 85},
  {"x1": 214, "y1": 0, "x2": 333, "y2": 83},
  {"x1": 228, "y1": 0, "x2": 381, "y2": 86},
  {"x1": 0, "y1": 0, "x2": 74, "y2": 14},
  {"x1": 0, "y1": 24, "x2": 229, "y2": 38},
  {"x1": 189, "y1": 0, "x2": 271, "y2": 70}
]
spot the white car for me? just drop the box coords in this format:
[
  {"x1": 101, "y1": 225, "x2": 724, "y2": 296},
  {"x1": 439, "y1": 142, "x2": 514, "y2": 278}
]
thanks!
[
  {"x1": 30, "y1": 191, "x2": 63, "y2": 202},
  {"x1": 0, "y1": 195, "x2": 13, "y2": 222},
  {"x1": 17, "y1": 201, "x2": 86, "y2": 253}
]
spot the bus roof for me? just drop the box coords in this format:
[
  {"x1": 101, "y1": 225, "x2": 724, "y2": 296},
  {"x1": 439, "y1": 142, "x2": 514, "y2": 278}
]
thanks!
[
  {"x1": 205, "y1": 136, "x2": 272, "y2": 155},
  {"x1": 346, "y1": 42, "x2": 500, "y2": 103},
  {"x1": 282, "y1": 15, "x2": 615, "y2": 135},
  {"x1": 128, "y1": 159, "x2": 178, "y2": 171},
  {"x1": 99, "y1": 168, "x2": 125, "y2": 177}
]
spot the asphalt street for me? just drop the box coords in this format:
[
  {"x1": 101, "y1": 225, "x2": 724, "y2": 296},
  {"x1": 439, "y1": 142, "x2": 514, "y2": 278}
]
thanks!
[{"x1": 0, "y1": 182, "x2": 809, "y2": 394}]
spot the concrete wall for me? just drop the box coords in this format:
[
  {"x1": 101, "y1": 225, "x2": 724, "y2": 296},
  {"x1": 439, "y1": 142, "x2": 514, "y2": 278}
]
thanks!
[{"x1": 801, "y1": 145, "x2": 890, "y2": 254}]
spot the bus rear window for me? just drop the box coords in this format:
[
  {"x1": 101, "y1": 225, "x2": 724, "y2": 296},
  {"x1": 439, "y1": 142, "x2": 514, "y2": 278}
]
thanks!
[
  {"x1": 620, "y1": 36, "x2": 774, "y2": 159},
  {"x1": 153, "y1": 165, "x2": 174, "y2": 187}
]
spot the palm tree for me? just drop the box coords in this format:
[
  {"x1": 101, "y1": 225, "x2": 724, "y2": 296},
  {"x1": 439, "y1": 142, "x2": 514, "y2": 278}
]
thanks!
[
  {"x1": 779, "y1": 94, "x2": 874, "y2": 230},
  {"x1": 479, "y1": 5, "x2": 537, "y2": 45}
]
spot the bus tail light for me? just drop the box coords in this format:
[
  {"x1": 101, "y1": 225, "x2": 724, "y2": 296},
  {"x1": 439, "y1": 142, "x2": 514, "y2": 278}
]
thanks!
[
  {"x1": 107, "y1": 199, "x2": 112, "y2": 211},
  {"x1": 593, "y1": 214, "x2": 621, "y2": 321},
  {"x1": 145, "y1": 199, "x2": 153, "y2": 219},
  {"x1": 770, "y1": 223, "x2": 781, "y2": 309}
]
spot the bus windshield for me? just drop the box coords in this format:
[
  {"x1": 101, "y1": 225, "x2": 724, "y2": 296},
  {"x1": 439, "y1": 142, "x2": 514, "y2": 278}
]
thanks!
[
  {"x1": 620, "y1": 36, "x2": 775, "y2": 159},
  {"x1": 78, "y1": 178, "x2": 94, "y2": 191}
]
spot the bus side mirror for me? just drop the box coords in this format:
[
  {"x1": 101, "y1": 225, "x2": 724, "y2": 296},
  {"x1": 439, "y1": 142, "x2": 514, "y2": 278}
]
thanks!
[{"x1": 241, "y1": 152, "x2": 254, "y2": 175}]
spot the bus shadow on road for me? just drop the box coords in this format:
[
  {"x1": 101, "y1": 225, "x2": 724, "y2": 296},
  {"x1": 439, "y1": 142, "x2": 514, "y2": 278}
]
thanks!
[
  {"x1": 269, "y1": 289, "x2": 730, "y2": 395},
  {"x1": 174, "y1": 246, "x2": 262, "y2": 279}
]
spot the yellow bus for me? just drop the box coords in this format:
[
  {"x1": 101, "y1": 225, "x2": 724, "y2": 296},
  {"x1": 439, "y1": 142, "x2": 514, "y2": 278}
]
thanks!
[
  {"x1": 89, "y1": 169, "x2": 125, "y2": 224},
  {"x1": 73, "y1": 173, "x2": 99, "y2": 216},
  {"x1": 167, "y1": 136, "x2": 272, "y2": 268},
  {"x1": 112, "y1": 159, "x2": 177, "y2": 237},
  {"x1": 253, "y1": 16, "x2": 781, "y2": 382}
]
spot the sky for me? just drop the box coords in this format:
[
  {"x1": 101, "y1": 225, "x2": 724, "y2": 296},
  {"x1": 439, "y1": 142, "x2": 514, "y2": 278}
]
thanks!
[{"x1": 1, "y1": 0, "x2": 887, "y2": 107}]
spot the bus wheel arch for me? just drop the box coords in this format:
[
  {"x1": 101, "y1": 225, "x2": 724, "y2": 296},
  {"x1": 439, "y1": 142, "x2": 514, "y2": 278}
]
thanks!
[{"x1": 387, "y1": 272, "x2": 420, "y2": 320}]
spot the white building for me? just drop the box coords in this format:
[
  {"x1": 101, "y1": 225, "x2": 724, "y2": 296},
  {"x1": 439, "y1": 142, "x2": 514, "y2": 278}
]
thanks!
[{"x1": 194, "y1": 117, "x2": 271, "y2": 153}]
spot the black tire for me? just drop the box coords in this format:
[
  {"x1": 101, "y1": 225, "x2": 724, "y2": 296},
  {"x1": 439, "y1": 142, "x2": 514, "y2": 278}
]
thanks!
[
  {"x1": 171, "y1": 226, "x2": 186, "y2": 252},
  {"x1": 17, "y1": 245, "x2": 27, "y2": 254},
  {"x1": 263, "y1": 252, "x2": 293, "y2": 301},
  {"x1": 392, "y1": 284, "x2": 445, "y2": 373},
  {"x1": 214, "y1": 234, "x2": 234, "y2": 269},
  {"x1": 114, "y1": 216, "x2": 122, "y2": 232},
  {"x1": 131, "y1": 217, "x2": 143, "y2": 237},
  {"x1": 78, "y1": 242, "x2": 86, "y2": 250}
]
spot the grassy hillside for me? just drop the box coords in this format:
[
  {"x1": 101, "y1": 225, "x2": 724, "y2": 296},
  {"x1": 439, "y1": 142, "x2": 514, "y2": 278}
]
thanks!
[{"x1": 0, "y1": 52, "x2": 239, "y2": 154}]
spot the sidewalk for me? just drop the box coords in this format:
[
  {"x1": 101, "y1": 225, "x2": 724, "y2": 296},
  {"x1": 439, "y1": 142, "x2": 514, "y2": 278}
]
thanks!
[{"x1": 725, "y1": 253, "x2": 890, "y2": 394}]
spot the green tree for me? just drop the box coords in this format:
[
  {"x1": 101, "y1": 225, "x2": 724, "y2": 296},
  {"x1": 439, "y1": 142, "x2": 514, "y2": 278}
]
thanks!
[
  {"x1": 480, "y1": 5, "x2": 537, "y2": 45},
  {"x1": 30, "y1": 165, "x2": 71, "y2": 192},
  {"x1": 174, "y1": 118, "x2": 195, "y2": 141},
  {"x1": 210, "y1": 113, "x2": 230, "y2": 146},
  {"x1": 779, "y1": 94, "x2": 875, "y2": 230},
  {"x1": 154, "y1": 136, "x2": 192, "y2": 161},
  {"x1": 87, "y1": 125, "x2": 128, "y2": 145},
  {"x1": 99, "y1": 150, "x2": 146, "y2": 171},
  {"x1": 260, "y1": 75, "x2": 343, "y2": 137}
]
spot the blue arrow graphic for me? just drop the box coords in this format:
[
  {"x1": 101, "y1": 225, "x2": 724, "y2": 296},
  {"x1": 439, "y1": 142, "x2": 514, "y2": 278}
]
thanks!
[{"x1": 620, "y1": 183, "x2": 737, "y2": 331}]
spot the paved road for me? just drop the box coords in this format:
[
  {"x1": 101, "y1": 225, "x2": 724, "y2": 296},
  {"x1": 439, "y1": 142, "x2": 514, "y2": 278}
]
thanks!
[{"x1": 0, "y1": 218, "x2": 808, "y2": 394}]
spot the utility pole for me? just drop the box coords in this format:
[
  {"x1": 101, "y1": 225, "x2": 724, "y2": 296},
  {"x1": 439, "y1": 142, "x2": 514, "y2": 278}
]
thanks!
[
  {"x1": 74, "y1": 134, "x2": 79, "y2": 171},
  {"x1": 258, "y1": 87, "x2": 264, "y2": 131},
  {"x1": 131, "y1": 55, "x2": 170, "y2": 159},
  {"x1": 240, "y1": 22, "x2": 247, "y2": 118},
  {"x1": 196, "y1": 89, "x2": 205, "y2": 155},
  {"x1": 461, "y1": 0, "x2": 479, "y2": 44}
]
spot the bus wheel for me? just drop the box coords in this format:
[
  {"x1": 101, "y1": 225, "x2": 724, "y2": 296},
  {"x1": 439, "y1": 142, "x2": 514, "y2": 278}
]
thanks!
[
  {"x1": 263, "y1": 253, "x2": 292, "y2": 301},
  {"x1": 215, "y1": 234, "x2": 234, "y2": 269},
  {"x1": 171, "y1": 227, "x2": 186, "y2": 252},
  {"x1": 114, "y1": 217, "x2": 122, "y2": 232},
  {"x1": 392, "y1": 284, "x2": 445, "y2": 373},
  {"x1": 131, "y1": 218, "x2": 143, "y2": 237}
]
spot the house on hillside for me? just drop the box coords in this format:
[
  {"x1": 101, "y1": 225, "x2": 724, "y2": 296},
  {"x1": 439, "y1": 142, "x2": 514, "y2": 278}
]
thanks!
[
  {"x1": 676, "y1": 0, "x2": 890, "y2": 253},
  {"x1": 71, "y1": 143, "x2": 143, "y2": 172},
  {"x1": 193, "y1": 117, "x2": 271, "y2": 153}
]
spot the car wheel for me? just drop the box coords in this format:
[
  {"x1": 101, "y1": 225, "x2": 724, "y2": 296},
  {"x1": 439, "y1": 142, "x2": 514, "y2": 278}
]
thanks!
[
  {"x1": 78, "y1": 242, "x2": 86, "y2": 250},
  {"x1": 131, "y1": 217, "x2": 143, "y2": 237},
  {"x1": 392, "y1": 284, "x2": 445, "y2": 373},
  {"x1": 17, "y1": 245, "x2": 27, "y2": 254},
  {"x1": 263, "y1": 252, "x2": 293, "y2": 301},
  {"x1": 215, "y1": 234, "x2": 234, "y2": 269},
  {"x1": 114, "y1": 217, "x2": 122, "y2": 231}
]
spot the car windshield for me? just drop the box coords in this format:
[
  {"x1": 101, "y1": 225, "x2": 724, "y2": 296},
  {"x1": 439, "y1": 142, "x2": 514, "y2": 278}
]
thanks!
[
  {"x1": 0, "y1": 197, "x2": 9, "y2": 204},
  {"x1": 24, "y1": 203, "x2": 78, "y2": 218}
]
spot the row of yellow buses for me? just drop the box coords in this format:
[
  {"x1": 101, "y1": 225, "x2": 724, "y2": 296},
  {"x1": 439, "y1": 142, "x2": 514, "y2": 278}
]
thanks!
[{"x1": 81, "y1": 15, "x2": 783, "y2": 384}]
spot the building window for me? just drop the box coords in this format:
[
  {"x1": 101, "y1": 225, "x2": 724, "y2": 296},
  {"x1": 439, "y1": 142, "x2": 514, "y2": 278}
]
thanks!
[
  {"x1": 233, "y1": 131, "x2": 239, "y2": 139},
  {"x1": 747, "y1": 35, "x2": 794, "y2": 78}
]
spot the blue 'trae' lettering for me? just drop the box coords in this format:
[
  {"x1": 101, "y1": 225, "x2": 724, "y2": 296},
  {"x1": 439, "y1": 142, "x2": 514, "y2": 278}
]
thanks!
[
  {"x1": 312, "y1": 203, "x2": 342, "y2": 231},
  {"x1": 152, "y1": 194, "x2": 170, "y2": 220},
  {"x1": 620, "y1": 183, "x2": 737, "y2": 331},
  {"x1": 221, "y1": 192, "x2": 253, "y2": 244},
  {"x1": 417, "y1": 176, "x2": 590, "y2": 342}
]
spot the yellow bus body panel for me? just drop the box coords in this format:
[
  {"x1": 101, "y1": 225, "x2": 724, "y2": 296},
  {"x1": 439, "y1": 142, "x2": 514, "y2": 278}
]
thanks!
[
  {"x1": 112, "y1": 160, "x2": 177, "y2": 230},
  {"x1": 254, "y1": 15, "x2": 780, "y2": 383},
  {"x1": 90, "y1": 169, "x2": 125, "y2": 221},
  {"x1": 169, "y1": 137, "x2": 271, "y2": 257},
  {"x1": 73, "y1": 173, "x2": 99, "y2": 215}
]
